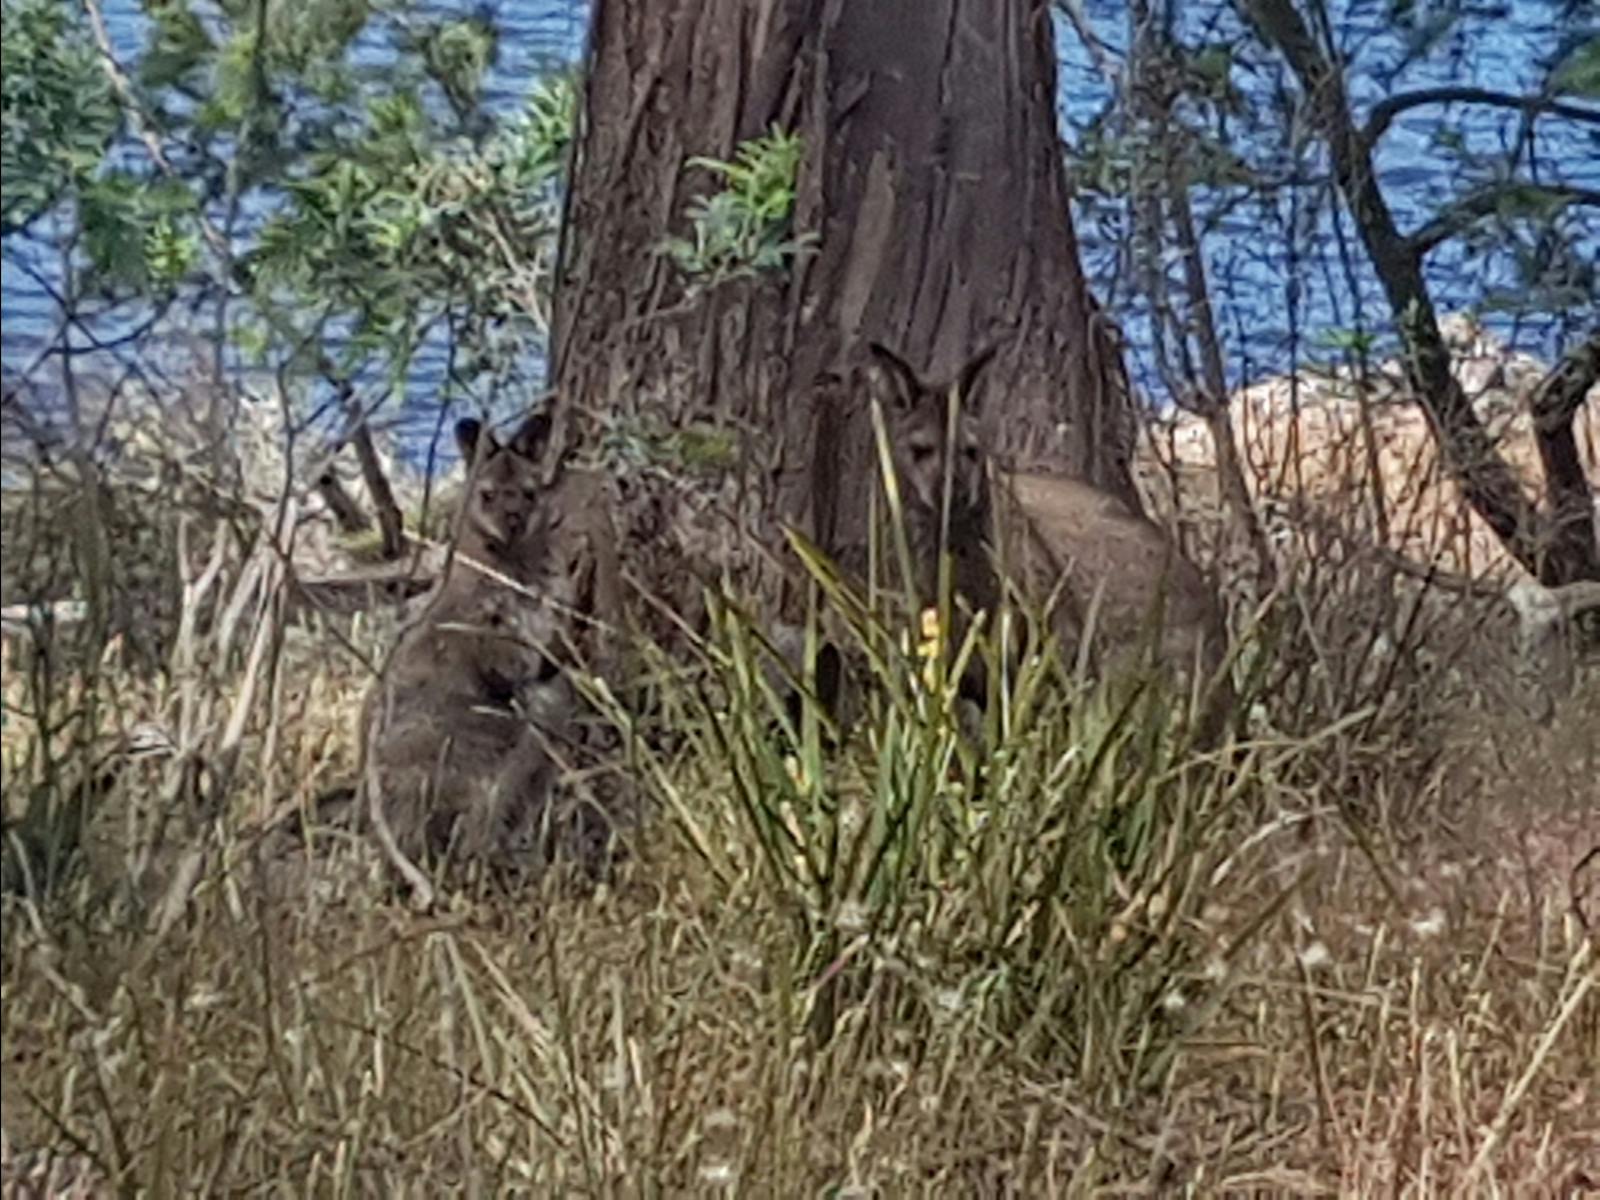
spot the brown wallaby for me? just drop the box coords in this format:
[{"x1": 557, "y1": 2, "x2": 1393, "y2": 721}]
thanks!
[
  {"x1": 361, "y1": 411, "x2": 625, "y2": 900},
  {"x1": 995, "y1": 471, "x2": 1227, "y2": 689},
  {"x1": 865, "y1": 341, "x2": 1084, "y2": 677},
  {"x1": 867, "y1": 342, "x2": 1230, "y2": 729}
]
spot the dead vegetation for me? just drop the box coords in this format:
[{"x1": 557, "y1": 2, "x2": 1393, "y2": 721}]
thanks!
[{"x1": 2, "y1": 329, "x2": 1598, "y2": 1195}]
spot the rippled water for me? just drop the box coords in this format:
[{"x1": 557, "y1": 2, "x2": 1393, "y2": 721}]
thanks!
[
  {"x1": 0, "y1": 0, "x2": 587, "y2": 401},
  {"x1": 3, "y1": 0, "x2": 1594, "y2": 457}
]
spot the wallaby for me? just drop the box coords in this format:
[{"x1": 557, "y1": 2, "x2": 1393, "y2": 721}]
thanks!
[
  {"x1": 996, "y1": 470, "x2": 1228, "y2": 690},
  {"x1": 867, "y1": 342, "x2": 1231, "y2": 730},
  {"x1": 759, "y1": 348, "x2": 1004, "y2": 744},
  {"x1": 865, "y1": 342, "x2": 1082, "y2": 686},
  {"x1": 361, "y1": 412, "x2": 624, "y2": 899}
]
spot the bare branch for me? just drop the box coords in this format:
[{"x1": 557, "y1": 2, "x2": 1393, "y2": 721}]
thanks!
[
  {"x1": 1529, "y1": 329, "x2": 1600, "y2": 583},
  {"x1": 333, "y1": 382, "x2": 408, "y2": 559},
  {"x1": 1240, "y1": 0, "x2": 1553, "y2": 581},
  {"x1": 1124, "y1": 0, "x2": 1276, "y2": 581},
  {"x1": 314, "y1": 471, "x2": 373, "y2": 534},
  {"x1": 1362, "y1": 86, "x2": 1600, "y2": 147},
  {"x1": 1409, "y1": 184, "x2": 1600, "y2": 258},
  {"x1": 0, "y1": 387, "x2": 64, "y2": 463},
  {"x1": 292, "y1": 567, "x2": 435, "y2": 616},
  {"x1": 1057, "y1": 0, "x2": 1119, "y2": 85}
]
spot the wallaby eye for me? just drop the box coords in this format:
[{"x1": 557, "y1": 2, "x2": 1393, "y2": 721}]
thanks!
[
  {"x1": 480, "y1": 487, "x2": 496, "y2": 504},
  {"x1": 522, "y1": 487, "x2": 538, "y2": 502}
]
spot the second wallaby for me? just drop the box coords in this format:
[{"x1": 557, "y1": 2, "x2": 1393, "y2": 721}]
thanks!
[{"x1": 361, "y1": 412, "x2": 624, "y2": 897}]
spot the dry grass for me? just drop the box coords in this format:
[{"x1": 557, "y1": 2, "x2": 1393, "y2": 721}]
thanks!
[
  {"x1": 3, "y1": 375, "x2": 1598, "y2": 1195},
  {"x1": 2, "y1": 741, "x2": 1595, "y2": 1193},
  {"x1": 3, "y1": 590, "x2": 1597, "y2": 1196}
]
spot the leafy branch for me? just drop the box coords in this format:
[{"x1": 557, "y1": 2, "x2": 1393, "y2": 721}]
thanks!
[
  {"x1": 660, "y1": 125, "x2": 814, "y2": 292},
  {"x1": 0, "y1": 0, "x2": 119, "y2": 236},
  {"x1": 1408, "y1": 182, "x2": 1600, "y2": 258},
  {"x1": 1362, "y1": 86, "x2": 1600, "y2": 147}
]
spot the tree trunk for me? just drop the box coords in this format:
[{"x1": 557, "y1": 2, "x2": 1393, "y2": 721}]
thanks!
[
  {"x1": 552, "y1": 0, "x2": 1136, "y2": 622},
  {"x1": 1528, "y1": 330, "x2": 1600, "y2": 583}
]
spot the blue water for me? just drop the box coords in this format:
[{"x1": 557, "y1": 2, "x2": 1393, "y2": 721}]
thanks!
[
  {"x1": 3, "y1": 0, "x2": 1595, "y2": 466},
  {"x1": 1060, "y1": 0, "x2": 1599, "y2": 395}
]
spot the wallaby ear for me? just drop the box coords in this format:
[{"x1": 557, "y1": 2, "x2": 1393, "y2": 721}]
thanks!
[
  {"x1": 508, "y1": 410, "x2": 553, "y2": 460},
  {"x1": 866, "y1": 342, "x2": 923, "y2": 411},
  {"x1": 455, "y1": 417, "x2": 498, "y2": 465},
  {"x1": 955, "y1": 341, "x2": 1001, "y2": 403}
]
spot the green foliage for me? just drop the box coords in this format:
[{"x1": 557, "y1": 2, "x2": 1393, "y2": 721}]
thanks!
[
  {"x1": 409, "y1": 10, "x2": 498, "y2": 114},
  {"x1": 0, "y1": 0, "x2": 120, "y2": 235},
  {"x1": 1176, "y1": 42, "x2": 1245, "y2": 113},
  {"x1": 1550, "y1": 37, "x2": 1600, "y2": 97},
  {"x1": 518, "y1": 68, "x2": 578, "y2": 169},
  {"x1": 249, "y1": 69, "x2": 575, "y2": 379},
  {"x1": 1484, "y1": 217, "x2": 1598, "y2": 316},
  {"x1": 1316, "y1": 326, "x2": 1380, "y2": 356},
  {"x1": 76, "y1": 173, "x2": 201, "y2": 294},
  {"x1": 1490, "y1": 183, "x2": 1585, "y2": 223},
  {"x1": 662, "y1": 125, "x2": 815, "y2": 290},
  {"x1": 597, "y1": 427, "x2": 1252, "y2": 1084},
  {"x1": 1386, "y1": 0, "x2": 1460, "y2": 57},
  {"x1": 3, "y1": 0, "x2": 579, "y2": 424},
  {"x1": 1076, "y1": 123, "x2": 1256, "y2": 198},
  {"x1": 597, "y1": 412, "x2": 740, "y2": 479},
  {"x1": 137, "y1": 0, "x2": 213, "y2": 91}
]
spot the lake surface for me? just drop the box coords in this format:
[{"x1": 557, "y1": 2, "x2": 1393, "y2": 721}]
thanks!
[{"x1": 3, "y1": 0, "x2": 1595, "y2": 463}]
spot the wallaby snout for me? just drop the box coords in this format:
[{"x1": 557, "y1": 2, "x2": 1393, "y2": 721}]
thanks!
[
  {"x1": 868, "y1": 341, "x2": 997, "y2": 529},
  {"x1": 455, "y1": 415, "x2": 553, "y2": 557}
]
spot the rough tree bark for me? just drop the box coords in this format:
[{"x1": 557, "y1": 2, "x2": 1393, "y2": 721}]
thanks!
[{"x1": 549, "y1": 0, "x2": 1138, "y2": 620}]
